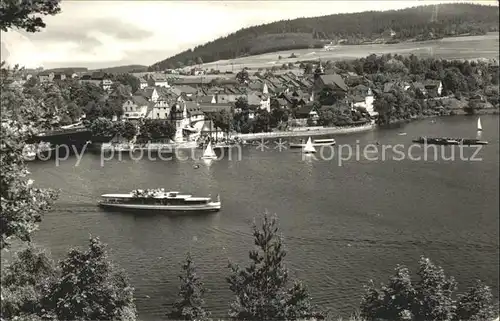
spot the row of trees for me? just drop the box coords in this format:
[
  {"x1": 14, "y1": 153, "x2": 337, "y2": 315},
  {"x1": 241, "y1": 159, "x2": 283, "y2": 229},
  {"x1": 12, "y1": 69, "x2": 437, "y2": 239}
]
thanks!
[
  {"x1": 233, "y1": 52, "x2": 499, "y2": 130},
  {"x1": 18, "y1": 72, "x2": 141, "y2": 128},
  {"x1": 301, "y1": 53, "x2": 500, "y2": 126},
  {"x1": 89, "y1": 117, "x2": 176, "y2": 142}
]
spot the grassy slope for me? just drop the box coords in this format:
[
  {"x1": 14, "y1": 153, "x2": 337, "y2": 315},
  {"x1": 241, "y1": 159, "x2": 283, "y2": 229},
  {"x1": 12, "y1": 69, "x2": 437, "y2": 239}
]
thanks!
[
  {"x1": 151, "y1": 3, "x2": 498, "y2": 70},
  {"x1": 89, "y1": 65, "x2": 149, "y2": 74}
]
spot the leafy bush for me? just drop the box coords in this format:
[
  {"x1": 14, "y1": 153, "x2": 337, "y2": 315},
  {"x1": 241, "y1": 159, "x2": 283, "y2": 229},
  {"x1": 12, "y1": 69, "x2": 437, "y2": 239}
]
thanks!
[
  {"x1": 227, "y1": 214, "x2": 324, "y2": 320},
  {"x1": 168, "y1": 253, "x2": 210, "y2": 321},
  {"x1": 360, "y1": 257, "x2": 497, "y2": 321}
]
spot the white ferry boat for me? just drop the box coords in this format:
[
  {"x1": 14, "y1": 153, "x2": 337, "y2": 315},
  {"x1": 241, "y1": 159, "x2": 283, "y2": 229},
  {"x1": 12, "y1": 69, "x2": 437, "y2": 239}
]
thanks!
[
  {"x1": 289, "y1": 138, "x2": 336, "y2": 149},
  {"x1": 98, "y1": 189, "x2": 221, "y2": 212}
]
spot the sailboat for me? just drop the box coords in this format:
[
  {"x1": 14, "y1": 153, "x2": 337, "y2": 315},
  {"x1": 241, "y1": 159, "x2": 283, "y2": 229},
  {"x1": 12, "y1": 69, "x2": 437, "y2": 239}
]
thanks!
[
  {"x1": 201, "y1": 141, "x2": 217, "y2": 160},
  {"x1": 477, "y1": 117, "x2": 483, "y2": 131},
  {"x1": 303, "y1": 137, "x2": 316, "y2": 154}
]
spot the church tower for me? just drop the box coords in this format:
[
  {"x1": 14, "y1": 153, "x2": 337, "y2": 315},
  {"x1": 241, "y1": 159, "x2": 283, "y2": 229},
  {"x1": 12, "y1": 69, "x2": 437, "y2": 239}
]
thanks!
[{"x1": 314, "y1": 59, "x2": 324, "y2": 80}]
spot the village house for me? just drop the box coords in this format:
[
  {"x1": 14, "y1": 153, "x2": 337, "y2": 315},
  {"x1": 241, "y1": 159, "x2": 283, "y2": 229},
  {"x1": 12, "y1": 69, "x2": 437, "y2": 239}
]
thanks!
[
  {"x1": 293, "y1": 103, "x2": 319, "y2": 126},
  {"x1": 197, "y1": 95, "x2": 217, "y2": 104},
  {"x1": 198, "y1": 102, "x2": 232, "y2": 116},
  {"x1": 171, "y1": 77, "x2": 211, "y2": 87},
  {"x1": 52, "y1": 73, "x2": 66, "y2": 81},
  {"x1": 147, "y1": 73, "x2": 170, "y2": 88},
  {"x1": 169, "y1": 101, "x2": 205, "y2": 142},
  {"x1": 138, "y1": 77, "x2": 148, "y2": 89},
  {"x1": 247, "y1": 92, "x2": 270, "y2": 112},
  {"x1": 136, "y1": 87, "x2": 159, "y2": 102},
  {"x1": 215, "y1": 93, "x2": 246, "y2": 104},
  {"x1": 190, "y1": 67, "x2": 205, "y2": 76},
  {"x1": 271, "y1": 97, "x2": 290, "y2": 109},
  {"x1": 277, "y1": 90, "x2": 311, "y2": 107},
  {"x1": 171, "y1": 85, "x2": 198, "y2": 97},
  {"x1": 146, "y1": 88, "x2": 173, "y2": 120},
  {"x1": 203, "y1": 86, "x2": 224, "y2": 95},
  {"x1": 313, "y1": 74, "x2": 348, "y2": 100},
  {"x1": 122, "y1": 96, "x2": 151, "y2": 121},
  {"x1": 38, "y1": 71, "x2": 54, "y2": 82},
  {"x1": 383, "y1": 81, "x2": 411, "y2": 93},
  {"x1": 5, "y1": 76, "x2": 27, "y2": 88},
  {"x1": 200, "y1": 119, "x2": 227, "y2": 140},
  {"x1": 79, "y1": 72, "x2": 113, "y2": 91},
  {"x1": 350, "y1": 88, "x2": 377, "y2": 117},
  {"x1": 425, "y1": 80, "x2": 443, "y2": 96},
  {"x1": 411, "y1": 80, "x2": 443, "y2": 97},
  {"x1": 147, "y1": 103, "x2": 170, "y2": 120}
]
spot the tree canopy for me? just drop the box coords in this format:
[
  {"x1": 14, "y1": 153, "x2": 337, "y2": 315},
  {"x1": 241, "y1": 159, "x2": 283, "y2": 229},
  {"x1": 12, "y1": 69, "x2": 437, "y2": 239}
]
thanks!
[
  {"x1": 0, "y1": 0, "x2": 61, "y2": 32},
  {"x1": 227, "y1": 214, "x2": 324, "y2": 320},
  {"x1": 169, "y1": 252, "x2": 210, "y2": 321},
  {"x1": 360, "y1": 257, "x2": 497, "y2": 321}
]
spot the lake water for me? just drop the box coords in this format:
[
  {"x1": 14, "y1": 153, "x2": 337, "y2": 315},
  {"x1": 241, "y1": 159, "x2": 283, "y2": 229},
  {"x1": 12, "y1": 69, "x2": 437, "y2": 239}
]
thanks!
[{"x1": 29, "y1": 115, "x2": 499, "y2": 320}]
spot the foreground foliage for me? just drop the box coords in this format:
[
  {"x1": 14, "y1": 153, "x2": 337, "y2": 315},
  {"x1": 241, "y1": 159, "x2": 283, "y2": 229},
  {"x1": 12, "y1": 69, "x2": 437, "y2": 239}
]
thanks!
[
  {"x1": 360, "y1": 257, "x2": 498, "y2": 321},
  {"x1": 0, "y1": 0, "x2": 61, "y2": 32},
  {"x1": 227, "y1": 214, "x2": 324, "y2": 320},
  {"x1": 1, "y1": 64, "x2": 59, "y2": 249},
  {"x1": 1, "y1": 238, "x2": 137, "y2": 321},
  {"x1": 2, "y1": 5, "x2": 136, "y2": 321},
  {"x1": 1, "y1": 246, "x2": 57, "y2": 320},
  {"x1": 169, "y1": 252, "x2": 210, "y2": 320}
]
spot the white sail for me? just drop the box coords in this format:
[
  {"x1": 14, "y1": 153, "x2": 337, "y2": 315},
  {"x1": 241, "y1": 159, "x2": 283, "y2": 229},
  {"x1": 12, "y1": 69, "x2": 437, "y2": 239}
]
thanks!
[
  {"x1": 201, "y1": 141, "x2": 217, "y2": 159},
  {"x1": 477, "y1": 117, "x2": 482, "y2": 131},
  {"x1": 303, "y1": 137, "x2": 316, "y2": 153}
]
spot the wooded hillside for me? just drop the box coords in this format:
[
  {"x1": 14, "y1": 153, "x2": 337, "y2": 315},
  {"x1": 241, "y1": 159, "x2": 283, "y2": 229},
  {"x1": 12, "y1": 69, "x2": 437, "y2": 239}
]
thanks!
[{"x1": 150, "y1": 3, "x2": 499, "y2": 70}]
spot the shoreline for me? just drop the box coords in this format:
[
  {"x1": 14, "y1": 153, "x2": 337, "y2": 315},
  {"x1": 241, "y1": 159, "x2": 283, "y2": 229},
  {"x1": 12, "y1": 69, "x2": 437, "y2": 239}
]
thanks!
[{"x1": 384, "y1": 108, "x2": 500, "y2": 126}]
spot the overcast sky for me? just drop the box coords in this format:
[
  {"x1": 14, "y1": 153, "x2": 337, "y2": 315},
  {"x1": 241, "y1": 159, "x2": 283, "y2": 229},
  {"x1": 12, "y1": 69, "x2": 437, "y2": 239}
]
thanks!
[{"x1": 1, "y1": 0, "x2": 497, "y2": 69}]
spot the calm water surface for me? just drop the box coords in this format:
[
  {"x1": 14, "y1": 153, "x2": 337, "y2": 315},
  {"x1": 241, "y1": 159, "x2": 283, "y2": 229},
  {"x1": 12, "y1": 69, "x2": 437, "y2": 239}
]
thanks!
[{"x1": 29, "y1": 116, "x2": 500, "y2": 320}]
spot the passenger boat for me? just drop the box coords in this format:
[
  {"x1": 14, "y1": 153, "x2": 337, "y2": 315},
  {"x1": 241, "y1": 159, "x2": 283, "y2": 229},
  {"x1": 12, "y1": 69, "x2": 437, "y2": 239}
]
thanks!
[
  {"x1": 99, "y1": 189, "x2": 221, "y2": 212},
  {"x1": 412, "y1": 137, "x2": 488, "y2": 145},
  {"x1": 289, "y1": 138, "x2": 336, "y2": 149}
]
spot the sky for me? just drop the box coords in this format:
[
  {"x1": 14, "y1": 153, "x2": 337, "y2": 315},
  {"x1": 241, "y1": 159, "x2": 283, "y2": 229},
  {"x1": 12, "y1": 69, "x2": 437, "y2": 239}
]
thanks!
[{"x1": 1, "y1": 0, "x2": 497, "y2": 69}]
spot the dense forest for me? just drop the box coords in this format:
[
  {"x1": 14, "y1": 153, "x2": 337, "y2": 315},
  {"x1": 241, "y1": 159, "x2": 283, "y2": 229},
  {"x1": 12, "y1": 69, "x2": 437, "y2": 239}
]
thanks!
[
  {"x1": 150, "y1": 3, "x2": 499, "y2": 70},
  {"x1": 36, "y1": 65, "x2": 149, "y2": 75}
]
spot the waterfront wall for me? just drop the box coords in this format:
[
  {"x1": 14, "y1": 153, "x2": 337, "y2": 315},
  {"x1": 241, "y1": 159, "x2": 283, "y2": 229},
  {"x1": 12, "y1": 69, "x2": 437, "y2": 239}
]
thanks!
[{"x1": 233, "y1": 124, "x2": 376, "y2": 140}]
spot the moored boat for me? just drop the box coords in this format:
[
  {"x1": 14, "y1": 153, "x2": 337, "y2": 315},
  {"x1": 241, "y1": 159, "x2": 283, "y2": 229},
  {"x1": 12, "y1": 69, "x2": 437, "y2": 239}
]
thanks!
[
  {"x1": 98, "y1": 189, "x2": 221, "y2": 212},
  {"x1": 412, "y1": 137, "x2": 488, "y2": 145},
  {"x1": 460, "y1": 138, "x2": 489, "y2": 145}
]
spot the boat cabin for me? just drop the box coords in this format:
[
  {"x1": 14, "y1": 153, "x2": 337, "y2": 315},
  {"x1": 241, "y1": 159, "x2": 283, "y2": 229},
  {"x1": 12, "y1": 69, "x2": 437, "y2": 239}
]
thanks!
[{"x1": 100, "y1": 190, "x2": 212, "y2": 206}]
